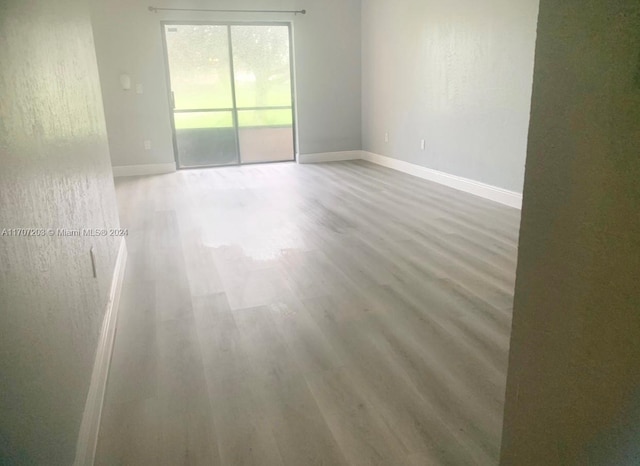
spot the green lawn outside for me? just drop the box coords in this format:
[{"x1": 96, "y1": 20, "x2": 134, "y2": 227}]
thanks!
[
  {"x1": 173, "y1": 82, "x2": 293, "y2": 130},
  {"x1": 175, "y1": 109, "x2": 293, "y2": 130}
]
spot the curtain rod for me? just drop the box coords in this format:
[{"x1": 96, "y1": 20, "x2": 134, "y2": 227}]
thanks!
[{"x1": 148, "y1": 6, "x2": 306, "y2": 15}]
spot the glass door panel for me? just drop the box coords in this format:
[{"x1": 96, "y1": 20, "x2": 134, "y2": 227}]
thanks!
[
  {"x1": 165, "y1": 25, "x2": 239, "y2": 167},
  {"x1": 173, "y1": 111, "x2": 238, "y2": 167},
  {"x1": 163, "y1": 23, "x2": 296, "y2": 168},
  {"x1": 237, "y1": 109, "x2": 294, "y2": 164},
  {"x1": 231, "y1": 25, "x2": 295, "y2": 163}
]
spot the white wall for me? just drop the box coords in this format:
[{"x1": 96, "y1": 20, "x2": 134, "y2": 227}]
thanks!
[
  {"x1": 90, "y1": 0, "x2": 362, "y2": 169},
  {"x1": 0, "y1": 0, "x2": 121, "y2": 463},
  {"x1": 501, "y1": 0, "x2": 640, "y2": 463},
  {"x1": 361, "y1": 0, "x2": 539, "y2": 192}
]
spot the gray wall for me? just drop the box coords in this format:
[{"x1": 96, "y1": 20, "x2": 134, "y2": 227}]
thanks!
[
  {"x1": 361, "y1": 0, "x2": 539, "y2": 192},
  {"x1": 90, "y1": 0, "x2": 362, "y2": 168},
  {"x1": 0, "y1": 0, "x2": 121, "y2": 463},
  {"x1": 501, "y1": 1, "x2": 640, "y2": 464}
]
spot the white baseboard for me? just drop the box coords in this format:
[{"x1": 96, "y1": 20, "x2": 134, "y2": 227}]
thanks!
[
  {"x1": 361, "y1": 151, "x2": 523, "y2": 209},
  {"x1": 74, "y1": 238, "x2": 128, "y2": 466},
  {"x1": 110, "y1": 153, "x2": 521, "y2": 208},
  {"x1": 297, "y1": 151, "x2": 362, "y2": 164},
  {"x1": 112, "y1": 162, "x2": 176, "y2": 177}
]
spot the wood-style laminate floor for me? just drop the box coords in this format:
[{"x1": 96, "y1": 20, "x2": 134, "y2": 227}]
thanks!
[{"x1": 95, "y1": 160, "x2": 521, "y2": 466}]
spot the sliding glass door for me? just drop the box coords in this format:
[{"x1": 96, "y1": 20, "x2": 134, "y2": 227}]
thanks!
[
  {"x1": 232, "y1": 26, "x2": 295, "y2": 164},
  {"x1": 163, "y1": 23, "x2": 296, "y2": 168}
]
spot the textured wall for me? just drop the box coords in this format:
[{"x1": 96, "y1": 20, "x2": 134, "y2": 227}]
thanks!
[
  {"x1": 0, "y1": 0, "x2": 121, "y2": 463},
  {"x1": 89, "y1": 0, "x2": 362, "y2": 167},
  {"x1": 501, "y1": 1, "x2": 640, "y2": 464},
  {"x1": 361, "y1": 0, "x2": 539, "y2": 192}
]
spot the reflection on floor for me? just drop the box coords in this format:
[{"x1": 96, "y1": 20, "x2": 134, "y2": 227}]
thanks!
[{"x1": 96, "y1": 161, "x2": 521, "y2": 465}]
